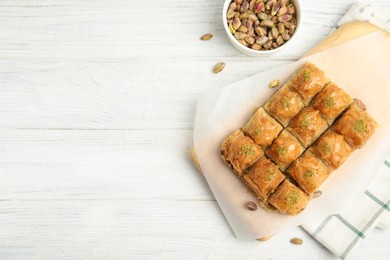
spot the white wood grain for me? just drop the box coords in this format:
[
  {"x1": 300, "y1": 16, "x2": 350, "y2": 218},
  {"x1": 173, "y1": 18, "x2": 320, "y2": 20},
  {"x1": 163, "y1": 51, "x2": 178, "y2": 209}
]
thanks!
[{"x1": 0, "y1": 0, "x2": 389, "y2": 259}]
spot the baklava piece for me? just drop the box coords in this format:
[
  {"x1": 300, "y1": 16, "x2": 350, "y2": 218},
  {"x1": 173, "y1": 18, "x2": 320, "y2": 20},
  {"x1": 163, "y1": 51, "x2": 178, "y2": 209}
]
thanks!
[
  {"x1": 265, "y1": 130, "x2": 304, "y2": 171},
  {"x1": 264, "y1": 85, "x2": 305, "y2": 127},
  {"x1": 332, "y1": 103, "x2": 378, "y2": 149},
  {"x1": 310, "y1": 130, "x2": 353, "y2": 169},
  {"x1": 243, "y1": 157, "x2": 285, "y2": 201},
  {"x1": 220, "y1": 129, "x2": 264, "y2": 176},
  {"x1": 286, "y1": 151, "x2": 331, "y2": 195},
  {"x1": 268, "y1": 179, "x2": 310, "y2": 216},
  {"x1": 287, "y1": 107, "x2": 328, "y2": 147},
  {"x1": 287, "y1": 62, "x2": 329, "y2": 105},
  {"x1": 311, "y1": 82, "x2": 353, "y2": 124},
  {"x1": 243, "y1": 107, "x2": 283, "y2": 148}
]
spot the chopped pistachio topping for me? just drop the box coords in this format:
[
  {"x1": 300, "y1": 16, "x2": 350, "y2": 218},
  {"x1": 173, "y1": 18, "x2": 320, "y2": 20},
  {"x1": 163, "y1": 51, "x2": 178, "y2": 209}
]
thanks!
[
  {"x1": 300, "y1": 117, "x2": 309, "y2": 128},
  {"x1": 286, "y1": 190, "x2": 300, "y2": 206},
  {"x1": 265, "y1": 169, "x2": 276, "y2": 181},
  {"x1": 241, "y1": 143, "x2": 257, "y2": 156},
  {"x1": 282, "y1": 97, "x2": 291, "y2": 110},
  {"x1": 304, "y1": 169, "x2": 315, "y2": 178},
  {"x1": 278, "y1": 146, "x2": 287, "y2": 156},
  {"x1": 254, "y1": 127, "x2": 263, "y2": 135},
  {"x1": 303, "y1": 70, "x2": 312, "y2": 82},
  {"x1": 324, "y1": 96, "x2": 334, "y2": 107},
  {"x1": 354, "y1": 119, "x2": 368, "y2": 135},
  {"x1": 323, "y1": 143, "x2": 332, "y2": 153}
]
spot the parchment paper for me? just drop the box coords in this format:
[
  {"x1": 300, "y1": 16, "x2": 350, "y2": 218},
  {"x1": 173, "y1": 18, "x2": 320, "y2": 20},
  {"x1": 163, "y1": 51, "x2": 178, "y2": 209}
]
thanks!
[{"x1": 193, "y1": 32, "x2": 390, "y2": 240}]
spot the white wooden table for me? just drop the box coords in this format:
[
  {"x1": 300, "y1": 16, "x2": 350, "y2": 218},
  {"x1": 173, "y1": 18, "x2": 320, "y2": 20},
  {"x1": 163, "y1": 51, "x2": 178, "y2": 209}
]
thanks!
[{"x1": 0, "y1": 0, "x2": 389, "y2": 259}]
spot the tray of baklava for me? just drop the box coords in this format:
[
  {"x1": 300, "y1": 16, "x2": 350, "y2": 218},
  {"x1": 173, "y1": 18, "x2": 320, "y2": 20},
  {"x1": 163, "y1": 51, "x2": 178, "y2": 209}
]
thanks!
[{"x1": 221, "y1": 62, "x2": 378, "y2": 216}]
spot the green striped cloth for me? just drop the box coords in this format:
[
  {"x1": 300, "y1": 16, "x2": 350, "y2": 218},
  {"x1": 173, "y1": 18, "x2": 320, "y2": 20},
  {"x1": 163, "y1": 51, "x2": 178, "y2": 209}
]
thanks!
[{"x1": 302, "y1": 4, "x2": 390, "y2": 258}]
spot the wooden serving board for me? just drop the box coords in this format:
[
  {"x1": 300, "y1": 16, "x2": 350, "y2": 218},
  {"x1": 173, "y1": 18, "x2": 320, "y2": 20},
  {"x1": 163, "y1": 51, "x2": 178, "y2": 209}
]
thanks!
[{"x1": 189, "y1": 21, "x2": 390, "y2": 240}]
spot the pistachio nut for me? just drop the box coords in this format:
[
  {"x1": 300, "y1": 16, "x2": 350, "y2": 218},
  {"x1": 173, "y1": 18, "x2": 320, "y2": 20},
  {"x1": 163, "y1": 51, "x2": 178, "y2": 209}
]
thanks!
[
  {"x1": 252, "y1": 43, "x2": 261, "y2": 50},
  {"x1": 241, "y1": 2, "x2": 249, "y2": 12},
  {"x1": 258, "y1": 12, "x2": 268, "y2": 21},
  {"x1": 260, "y1": 20, "x2": 274, "y2": 28},
  {"x1": 246, "y1": 19, "x2": 254, "y2": 29},
  {"x1": 269, "y1": 79, "x2": 280, "y2": 88},
  {"x1": 276, "y1": 35, "x2": 284, "y2": 45},
  {"x1": 287, "y1": 4, "x2": 295, "y2": 14},
  {"x1": 255, "y1": 26, "x2": 267, "y2": 36},
  {"x1": 271, "y1": 26, "x2": 279, "y2": 38},
  {"x1": 229, "y1": 2, "x2": 237, "y2": 11},
  {"x1": 232, "y1": 17, "x2": 242, "y2": 30},
  {"x1": 281, "y1": 32, "x2": 290, "y2": 41},
  {"x1": 254, "y1": 2, "x2": 264, "y2": 13},
  {"x1": 263, "y1": 39, "x2": 273, "y2": 49},
  {"x1": 227, "y1": 9, "x2": 236, "y2": 19},
  {"x1": 234, "y1": 31, "x2": 247, "y2": 40},
  {"x1": 245, "y1": 36, "x2": 255, "y2": 45},
  {"x1": 213, "y1": 62, "x2": 225, "y2": 74},
  {"x1": 277, "y1": 23, "x2": 285, "y2": 34},
  {"x1": 277, "y1": 6, "x2": 287, "y2": 16},
  {"x1": 229, "y1": 22, "x2": 236, "y2": 34},
  {"x1": 200, "y1": 33, "x2": 213, "y2": 41},
  {"x1": 271, "y1": 4, "x2": 280, "y2": 16},
  {"x1": 248, "y1": 14, "x2": 258, "y2": 21},
  {"x1": 256, "y1": 36, "x2": 268, "y2": 45},
  {"x1": 265, "y1": 0, "x2": 276, "y2": 10},
  {"x1": 238, "y1": 39, "x2": 247, "y2": 46},
  {"x1": 238, "y1": 25, "x2": 248, "y2": 33},
  {"x1": 278, "y1": 14, "x2": 292, "y2": 22}
]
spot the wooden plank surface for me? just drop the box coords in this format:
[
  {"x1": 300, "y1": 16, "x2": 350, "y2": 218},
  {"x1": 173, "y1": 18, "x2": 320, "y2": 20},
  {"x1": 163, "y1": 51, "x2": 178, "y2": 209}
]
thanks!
[{"x1": 0, "y1": 0, "x2": 390, "y2": 259}]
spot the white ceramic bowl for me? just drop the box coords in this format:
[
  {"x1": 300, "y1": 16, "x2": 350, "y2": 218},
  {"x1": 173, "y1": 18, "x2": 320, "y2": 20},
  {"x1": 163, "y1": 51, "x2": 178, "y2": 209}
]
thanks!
[{"x1": 222, "y1": 0, "x2": 302, "y2": 57}]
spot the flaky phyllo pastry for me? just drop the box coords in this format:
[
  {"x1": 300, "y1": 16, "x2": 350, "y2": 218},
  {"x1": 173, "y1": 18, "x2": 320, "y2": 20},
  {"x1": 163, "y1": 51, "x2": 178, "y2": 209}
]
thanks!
[{"x1": 221, "y1": 62, "x2": 378, "y2": 216}]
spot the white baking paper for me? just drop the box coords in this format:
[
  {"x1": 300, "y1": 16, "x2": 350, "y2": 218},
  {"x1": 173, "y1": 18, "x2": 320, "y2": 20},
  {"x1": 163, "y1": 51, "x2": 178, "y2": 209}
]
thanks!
[{"x1": 194, "y1": 32, "x2": 390, "y2": 240}]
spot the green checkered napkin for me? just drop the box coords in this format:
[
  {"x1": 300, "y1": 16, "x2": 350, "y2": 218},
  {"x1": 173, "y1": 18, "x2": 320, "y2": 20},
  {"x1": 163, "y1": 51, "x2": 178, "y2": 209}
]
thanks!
[{"x1": 301, "y1": 3, "x2": 390, "y2": 258}]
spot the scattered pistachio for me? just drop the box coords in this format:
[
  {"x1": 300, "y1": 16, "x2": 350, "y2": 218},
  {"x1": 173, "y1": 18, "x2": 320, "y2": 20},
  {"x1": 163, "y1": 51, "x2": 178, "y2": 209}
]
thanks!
[
  {"x1": 212, "y1": 62, "x2": 225, "y2": 74},
  {"x1": 246, "y1": 201, "x2": 258, "y2": 211},
  {"x1": 200, "y1": 33, "x2": 213, "y2": 41},
  {"x1": 354, "y1": 98, "x2": 367, "y2": 110},
  {"x1": 290, "y1": 238, "x2": 303, "y2": 245},
  {"x1": 269, "y1": 79, "x2": 280, "y2": 88},
  {"x1": 312, "y1": 190, "x2": 322, "y2": 199},
  {"x1": 226, "y1": 0, "x2": 298, "y2": 51}
]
